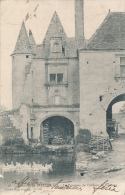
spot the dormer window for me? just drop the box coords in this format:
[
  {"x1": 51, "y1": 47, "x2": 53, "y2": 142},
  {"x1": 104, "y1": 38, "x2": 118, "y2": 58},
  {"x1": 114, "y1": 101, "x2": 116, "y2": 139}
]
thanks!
[
  {"x1": 54, "y1": 42, "x2": 59, "y2": 52},
  {"x1": 51, "y1": 37, "x2": 62, "y2": 53}
]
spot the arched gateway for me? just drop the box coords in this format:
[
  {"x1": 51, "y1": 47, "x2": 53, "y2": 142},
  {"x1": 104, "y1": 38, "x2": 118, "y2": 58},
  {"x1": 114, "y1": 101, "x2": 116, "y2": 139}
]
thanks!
[
  {"x1": 106, "y1": 93, "x2": 125, "y2": 137},
  {"x1": 40, "y1": 116, "x2": 74, "y2": 145}
]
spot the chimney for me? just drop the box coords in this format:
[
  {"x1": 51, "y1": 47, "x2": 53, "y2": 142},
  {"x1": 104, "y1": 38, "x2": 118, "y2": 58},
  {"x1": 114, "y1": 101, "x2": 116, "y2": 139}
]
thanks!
[{"x1": 75, "y1": 0, "x2": 84, "y2": 38}]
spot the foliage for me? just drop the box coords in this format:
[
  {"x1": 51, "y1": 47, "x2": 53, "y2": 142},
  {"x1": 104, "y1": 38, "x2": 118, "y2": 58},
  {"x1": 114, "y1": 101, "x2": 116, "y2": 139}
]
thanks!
[
  {"x1": 55, "y1": 147, "x2": 68, "y2": 153},
  {"x1": 0, "y1": 139, "x2": 50, "y2": 154},
  {"x1": 33, "y1": 144, "x2": 49, "y2": 153},
  {"x1": 2, "y1": 128, "x2": 22, "y2": 140},
  {"x1": 76, "y1": 143, "x2": 90, "y2": 153},
  {"x1": 76, "y1": 129, "x2": 91, "y2": 144},
  {"x1": 3, "y1": 138, "x2": 25, "y2": 146}
]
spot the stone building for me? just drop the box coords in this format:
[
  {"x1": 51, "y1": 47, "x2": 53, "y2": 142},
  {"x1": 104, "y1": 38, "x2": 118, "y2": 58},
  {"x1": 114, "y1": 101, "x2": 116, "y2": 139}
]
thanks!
[
  {"x1": 79, "y1": 12, "x2": 125, "y2": 135},
  {"x1": 10, "y1": 0, "x2": 85, "y2": 144},
  {"x1": 1, "y1": 0, "x2": 125, "y2": 144}
]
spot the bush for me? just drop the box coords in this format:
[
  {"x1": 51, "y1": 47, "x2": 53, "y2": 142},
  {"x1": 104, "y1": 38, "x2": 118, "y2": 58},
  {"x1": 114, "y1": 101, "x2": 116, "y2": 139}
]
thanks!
[
  {"x1": 34, "y1": 145, "x2": 49, "y2": 153},
  {"x1": 56, "y1": 147, "x2": 68, "y2": 153},
  {"x1": 76, "y1": 129, "x2": 91, "y2": 144},
  {"x1": 3, "y1": 138, "x2": 25, "y2": 146},
  {"x1": 76, "y1": 143, "x2": 90, "y2": 153},
  {"x1": 3, "y1": 139, "x2": 12, "y2": 146}
]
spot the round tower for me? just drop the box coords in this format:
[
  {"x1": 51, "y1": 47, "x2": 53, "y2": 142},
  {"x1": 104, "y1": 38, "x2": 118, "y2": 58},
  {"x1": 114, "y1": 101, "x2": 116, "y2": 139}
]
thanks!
[{"x1": 11, "y1": 21, "x2": 34, "y2": 109}]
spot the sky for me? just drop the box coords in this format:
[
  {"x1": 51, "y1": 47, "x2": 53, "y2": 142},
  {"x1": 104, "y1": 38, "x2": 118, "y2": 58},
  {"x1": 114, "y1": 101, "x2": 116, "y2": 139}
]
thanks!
[{"x1": 0, "y1": 0, "x2": 125, "y2": 111}]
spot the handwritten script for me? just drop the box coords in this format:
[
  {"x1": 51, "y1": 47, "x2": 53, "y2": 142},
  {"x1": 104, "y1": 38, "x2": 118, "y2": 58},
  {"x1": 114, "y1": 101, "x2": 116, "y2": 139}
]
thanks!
[
  {"x1": 92, "y1": 180, "x2": 119, "y2": 194},
  {"x1": 12, "y1": 176, "x2": 82, "y2": 195}
]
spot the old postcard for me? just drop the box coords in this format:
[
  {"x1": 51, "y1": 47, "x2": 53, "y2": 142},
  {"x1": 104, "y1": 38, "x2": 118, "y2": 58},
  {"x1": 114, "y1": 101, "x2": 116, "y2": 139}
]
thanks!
[{"x1": 0, "y1": 0, "x2": 125, "y2": 194}]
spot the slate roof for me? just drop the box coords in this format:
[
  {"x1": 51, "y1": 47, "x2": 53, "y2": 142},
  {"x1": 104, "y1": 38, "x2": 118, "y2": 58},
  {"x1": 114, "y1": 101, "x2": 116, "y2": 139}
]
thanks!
[
  {"x1": 12, "y1": 12, "x2": 85, "y2": 58},
  {"x1": 13, "y1": 21, "x2": 33, "y2": 54},
  {"x1": 85, "y1": 12, "x2": 125, "y2": 50},
  {"x1": 29, "y1": 29, "x2": 36, "y2": 45},
  {"x1": 34, "y1": 11, "x2": 68, "y2": 59},
  {"x1": 34, "y1": 12, "x2": 85, "y2": 59}
]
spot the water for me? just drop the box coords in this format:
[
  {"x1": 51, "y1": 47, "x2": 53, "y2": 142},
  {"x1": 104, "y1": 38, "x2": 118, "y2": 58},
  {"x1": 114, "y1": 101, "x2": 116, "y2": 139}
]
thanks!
[{"x1": 0, "y1": 153, "x2": 83, "y2": 190}]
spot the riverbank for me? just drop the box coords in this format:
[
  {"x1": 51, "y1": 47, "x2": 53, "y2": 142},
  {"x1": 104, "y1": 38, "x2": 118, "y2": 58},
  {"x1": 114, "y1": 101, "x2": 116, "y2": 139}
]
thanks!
[
  {"x1": 76, "y1": 133, "x2": 125, "y2": 183},
  {"x1": 0, "y1": 142, "x2": 75, "y2": 154}
]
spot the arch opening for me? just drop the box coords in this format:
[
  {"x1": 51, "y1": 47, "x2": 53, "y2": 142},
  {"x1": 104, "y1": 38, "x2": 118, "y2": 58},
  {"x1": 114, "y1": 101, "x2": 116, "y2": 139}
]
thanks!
[
  {"x1": 40, "y1": 116, "x2": 74, "y2": 145},
  {"x1": 106, "y1": 93, "x2": 125, "y2": 138}
]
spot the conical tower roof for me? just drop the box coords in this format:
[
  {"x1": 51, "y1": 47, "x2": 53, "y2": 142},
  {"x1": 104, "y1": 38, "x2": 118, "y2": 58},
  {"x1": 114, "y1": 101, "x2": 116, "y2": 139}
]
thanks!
[
  {"x1": 13, "y1": 21, "x2": 33, "y2": 54},
  {"x1": 44, "y1": 11, "x2": 67, "y2": 41}
]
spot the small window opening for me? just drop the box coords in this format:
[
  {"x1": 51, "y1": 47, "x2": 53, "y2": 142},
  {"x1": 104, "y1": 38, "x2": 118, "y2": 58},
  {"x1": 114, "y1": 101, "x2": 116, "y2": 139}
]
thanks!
[
  {"x1": 120, "y1": 66, "x2": 125, "y2": 77},
  {"x1": 57, "y1": 74, "x2": 63, "y2": 83},
  {"x1": 50, "y1": 74, "x2": 56, "y2": 84},
  {"x1": 120, "y1": 57, "x2": 125, "y2": 65},
  {"x1": 62, "y1": 46, "x2": 65, "y2": 55},
  {"x1": 26, "y1": 55, "x2": 29, "y2": 58}
]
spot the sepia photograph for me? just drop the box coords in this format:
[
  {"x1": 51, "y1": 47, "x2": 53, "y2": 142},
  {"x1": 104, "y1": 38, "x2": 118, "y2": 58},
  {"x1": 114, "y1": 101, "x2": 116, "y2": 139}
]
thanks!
[{"x1": 0, "y1": 0, "x2": 125, "y2": 194}]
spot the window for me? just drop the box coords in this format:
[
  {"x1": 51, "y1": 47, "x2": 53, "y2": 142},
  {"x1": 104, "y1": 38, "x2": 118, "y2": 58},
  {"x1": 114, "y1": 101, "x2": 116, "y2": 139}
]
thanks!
[
  {"x1": 120, "y1": 57, "x2": 125, "y2": 65},
  {"x1": 54, "y1": 42, "x2": 59, "y2": 52},
  {"x1": 120, "y1": 57, "x2": 125, "y2": 77},
  {"x1": 120, "y1": 66, "x2": 125, "y2": 77},
  {"x1": 50, "y1": 74, "x2": 56, "y2": 84},
  {"x1": 49, "y1": 74, "x2": 63, "y2": 84},
  {"x1": 26, "y1": 55, "x2": 29, "y2": 58},
  {"x1": 62, "y1": 46, "x2": 65, "y2": 55},
  {"x1": 57, "y1": 74, "x2": 63, "y2": 83},
  {"x1": 51, "y1": 38, "x2": 62, "y2": 53}
]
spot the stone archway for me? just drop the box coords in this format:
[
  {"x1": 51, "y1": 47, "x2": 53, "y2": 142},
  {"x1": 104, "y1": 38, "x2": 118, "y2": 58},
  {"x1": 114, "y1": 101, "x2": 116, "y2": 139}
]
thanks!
[
  {"x1": 40, "y1": 116, "x2": 74, "y2": 145},
  {"x1": 106, "y1": 93, "x2": 125, "y2": 137}
]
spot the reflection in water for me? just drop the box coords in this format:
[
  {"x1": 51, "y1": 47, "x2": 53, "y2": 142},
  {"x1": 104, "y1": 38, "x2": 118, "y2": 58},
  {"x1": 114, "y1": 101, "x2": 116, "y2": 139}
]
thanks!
[
  {"x1": 0, "y1": 162, "x2": 53, "y2": 174},
  {"x1": 0, "y1": 153, "x2": 78, "y2": 189}
]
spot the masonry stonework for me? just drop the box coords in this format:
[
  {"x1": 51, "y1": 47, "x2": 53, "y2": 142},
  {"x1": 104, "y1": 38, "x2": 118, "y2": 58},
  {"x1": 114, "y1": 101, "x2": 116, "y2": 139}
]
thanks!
[
  {"x1": 0, "y1": 1, "x2": 125, "y2": 144},
  {"x1": 79, "y1": 51, "x2": 125, "y2": 134}
]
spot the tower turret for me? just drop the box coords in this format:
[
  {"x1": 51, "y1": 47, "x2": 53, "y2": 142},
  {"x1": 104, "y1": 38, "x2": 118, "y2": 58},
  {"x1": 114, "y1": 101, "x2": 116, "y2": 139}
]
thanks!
[
  {"x1": 11, "y1": 21, "x2": 33, "y2": 109},
  {"x1": 13, "y1": 21, "x2": 33, "y2": 54}
]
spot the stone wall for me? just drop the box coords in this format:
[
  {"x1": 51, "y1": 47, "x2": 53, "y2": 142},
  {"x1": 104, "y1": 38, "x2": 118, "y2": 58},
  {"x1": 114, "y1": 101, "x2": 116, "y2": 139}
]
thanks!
[
  {"x1": 79, "y1": 50, "x2": 125, "y2": 134},
  {"x1": 0, "y1": 104, "x2": 31, "y2": 144},
  {"x1": 12, "y1": 54, "x2": 33, "y2": 109},
  {"x1": 24, "y1": 58, "x2": 79, "y2": 107},
  {"x1": 29, "y1": 106, "x2": 80, "y2": 141}
]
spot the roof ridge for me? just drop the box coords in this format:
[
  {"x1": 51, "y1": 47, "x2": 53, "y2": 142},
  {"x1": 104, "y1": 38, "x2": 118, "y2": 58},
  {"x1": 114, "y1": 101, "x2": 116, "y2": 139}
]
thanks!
[{"x1": 109, "y1": 11, "x2": 125, "y2": 13}]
